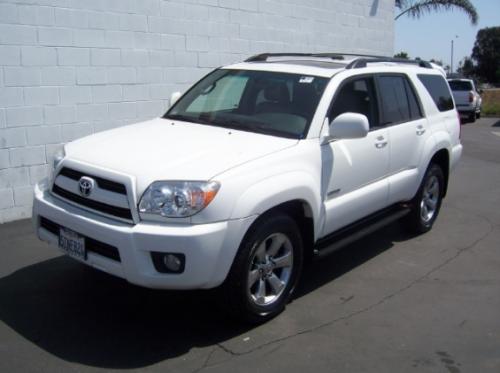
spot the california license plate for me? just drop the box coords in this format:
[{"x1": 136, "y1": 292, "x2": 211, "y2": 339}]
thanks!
[{"x1": 59, "y1": 227, "x2": 86, "y2": 261}]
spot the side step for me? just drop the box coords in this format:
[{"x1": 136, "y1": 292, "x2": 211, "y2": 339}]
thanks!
[{"x1": 314, "y1": 206, "x2": 411, "y2": 259}]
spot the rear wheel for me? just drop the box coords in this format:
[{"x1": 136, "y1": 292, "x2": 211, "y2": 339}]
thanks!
[
  {"x1": 406, "y1": 164, "x2": 444, "y2": 234},
  {"x1": 223, "y1": 213, "x2": 303, "y2": 324},
  {"x1": 468, "y1": 112, "x2": 476, "y2": 123}
]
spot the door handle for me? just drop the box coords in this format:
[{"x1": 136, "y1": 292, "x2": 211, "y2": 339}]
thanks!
[
  {"x1": 375, "y1": 136, "x2": 387, "y2": 149},
  {"x1": 416, "y1": 126, "x2": 426, "y2": 136}
]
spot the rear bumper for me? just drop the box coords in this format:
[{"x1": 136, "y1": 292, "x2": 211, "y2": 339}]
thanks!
[
  {"x1": 33, "y1": 181, "x2": 256, "y2": 289},
  {"x1": 456, "y1": 105, "x2": 479, "y2": 114}
]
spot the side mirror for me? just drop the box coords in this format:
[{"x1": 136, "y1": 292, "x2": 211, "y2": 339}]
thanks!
[
  {"x1": 329, "y1": 113, "x2": 369, "y2": 140},
  {"x1": 169, "y1": 91, "x2": 182, "y2": 107}
]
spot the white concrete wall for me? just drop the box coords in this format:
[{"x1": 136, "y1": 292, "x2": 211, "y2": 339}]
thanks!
[{"x1": 0, "y1": 0, "x2": 394, "y2": 223}]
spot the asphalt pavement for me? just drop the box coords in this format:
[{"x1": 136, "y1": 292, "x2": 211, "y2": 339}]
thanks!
[{"x1": 0, "y1": 117, "x2": 499, "y2": 373}]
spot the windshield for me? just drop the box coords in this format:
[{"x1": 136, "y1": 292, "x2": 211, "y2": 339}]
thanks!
[
  {"x1": 164, "y1": 69, "x2": 329, "y2": 139},
  {"x1": 448, "y1": 80, "x2": 473, "y2": 91}
]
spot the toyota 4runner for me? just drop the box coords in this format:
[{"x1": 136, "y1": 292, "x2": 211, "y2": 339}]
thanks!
[{"x1": 33, "y1": 53, "x2": 462, "y2": 322}]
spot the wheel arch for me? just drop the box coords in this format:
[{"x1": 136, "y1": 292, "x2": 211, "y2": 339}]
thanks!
[
  {"x1": 429, "y1": 148, "x2": 450, "y2": 197},
  {"x1": 237, "y1": 199, "x2": 316, "y2": 265}
]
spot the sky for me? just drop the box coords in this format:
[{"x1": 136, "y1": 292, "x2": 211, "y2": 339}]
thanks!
[{"x1": 394, "y1": 0, "x2": 500, "y2": 72}]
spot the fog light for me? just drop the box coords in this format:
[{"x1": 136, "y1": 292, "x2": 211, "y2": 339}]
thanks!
[
  {"x1": 151, "y1": 252, "x2": 185, "y2": 274},
  {"x1": 164, "y1": 254, "x2": 182, "y2": 272}
]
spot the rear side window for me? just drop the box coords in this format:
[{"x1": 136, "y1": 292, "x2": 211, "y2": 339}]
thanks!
[
  {"x1": 377, "y1": 75, "x2": 423, "y2": 125},
  {"x1": 418, "y1": 74, "x2": 454, "y2": 112}
]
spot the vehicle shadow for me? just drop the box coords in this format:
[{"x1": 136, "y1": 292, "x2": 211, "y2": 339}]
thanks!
[
  {"x1": 0, "y1": 221, "x2": 412, "y2": 369},
  {"x1": 492, "y1": 119, "x2": 500, "y2": 127}
]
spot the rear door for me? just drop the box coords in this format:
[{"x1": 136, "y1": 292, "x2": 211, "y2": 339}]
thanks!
[{"x1": 376, "y1": 74, "x2": 430, "y2": 203}]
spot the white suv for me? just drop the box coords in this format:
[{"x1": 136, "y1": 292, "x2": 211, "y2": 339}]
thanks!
[{"x1": 33, "y1": 53, "x2": 462, "y2": 322}]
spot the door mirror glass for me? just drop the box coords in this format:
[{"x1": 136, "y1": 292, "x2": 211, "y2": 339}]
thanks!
[
  {"x1": 169, "y1": 91, "x2": 182, "y2": 107},
  {"x1": 329, "y1": 113, "x2": 369, "y2": 140}
]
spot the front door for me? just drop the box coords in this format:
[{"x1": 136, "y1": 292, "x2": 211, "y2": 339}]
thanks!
[{"x1": 321, "y1": 75, "x2": 390, "y2": 236}]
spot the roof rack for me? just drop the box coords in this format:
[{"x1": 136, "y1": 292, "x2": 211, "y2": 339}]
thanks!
[
  {"x1": 345, "y1": 57, "x2": 432, "y2": 69},
  {"x1": 244, "y1": 53, "x2": 433, "y2": 69},
  {"x1": 244, "y1": 53, "x2": 347, "y2": 62}
]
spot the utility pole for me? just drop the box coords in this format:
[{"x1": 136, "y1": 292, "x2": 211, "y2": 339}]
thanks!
[
  {"x1": 450, "y1": 35, "x2": 459, "y2": 74},
  {"x1": 451, "y1": 39, "x2": 454, "y2": 74}
]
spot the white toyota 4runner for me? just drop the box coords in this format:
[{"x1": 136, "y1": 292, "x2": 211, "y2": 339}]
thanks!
[{"x1": 33, "y1": 53, "x2": 462, "y2": 322}]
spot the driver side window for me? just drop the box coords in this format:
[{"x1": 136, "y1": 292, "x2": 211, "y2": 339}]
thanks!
[{"x1": 329, "y1": 76, "x2": 380, "y2": 129}]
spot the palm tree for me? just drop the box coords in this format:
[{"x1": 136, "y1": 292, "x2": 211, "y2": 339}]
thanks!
[{"x1": 395, "y1": 0, "x2": 478, "y2": 25}]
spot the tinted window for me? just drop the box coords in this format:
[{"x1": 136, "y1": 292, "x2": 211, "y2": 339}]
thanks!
[
  {"x1": 378, "y1": 76, "x2": 410, "y2": 124},
  {"x1": 448, "y1": 80, "x2": 473, "y2": 91},
  {"x1": 329, "y1": 77, "x2": 379, "y2": 129},
  {"x1": 418, "y1": 74, "x2": 454, "y2": 112},
  {"x1": 404, "y1": 78, "x2": 423, "y2": 120}
]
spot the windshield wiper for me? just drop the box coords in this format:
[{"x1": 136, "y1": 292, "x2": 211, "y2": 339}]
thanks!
[
  {"x1": 164, "y1": 113, "x2": 217, "y2": 126},
  {"x1": 210, "y1": 118, "x2": 298, "y2": 139}
]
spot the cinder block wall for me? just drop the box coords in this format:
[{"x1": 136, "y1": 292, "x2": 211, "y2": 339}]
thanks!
[{"x1": 0, "y1": 0, "x2": 394, "y2": 223}]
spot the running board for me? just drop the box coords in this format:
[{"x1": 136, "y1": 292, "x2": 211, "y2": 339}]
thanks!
[{"x1": 314, "y1": 206, "x2": 411, "y2": 259}]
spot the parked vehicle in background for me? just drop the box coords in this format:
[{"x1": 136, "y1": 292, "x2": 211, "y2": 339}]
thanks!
[
  {"x1": 33, "y1": 53, "x2": 462, "y2": 323},
  {"x1": 448, "y1": 78, "x2": 482, "y2": 122}
]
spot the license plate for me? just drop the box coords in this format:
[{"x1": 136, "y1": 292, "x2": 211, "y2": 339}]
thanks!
[{"x1": 59, "y1": 227, "x2": 86, "y2": 261}]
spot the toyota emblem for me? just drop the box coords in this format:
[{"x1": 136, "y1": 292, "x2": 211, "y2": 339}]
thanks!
[{"x1": 78, "y1": 176, "x2": 95, "y2": 197}]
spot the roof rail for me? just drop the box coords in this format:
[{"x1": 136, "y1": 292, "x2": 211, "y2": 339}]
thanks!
[
  {"x1": 244, "y1": 52, "x2": 433, "y2": 69},
  {"x1": 346, "y1": 57, "x2": 433, "y2": 69},
  {"x1": 244, "y1": 53, "x2": 347, "y2": 62}
]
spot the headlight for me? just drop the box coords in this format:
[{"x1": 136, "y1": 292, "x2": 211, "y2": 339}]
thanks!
[
  {"x1": 52, "y1": 148, "x2": 65, "y2": 171},
  {"x1": 50, "y1": 148, "x2": 65, "y2": 182},
  {"x1": 138, "y1": 181, "x2": 220, "y2": 218}
]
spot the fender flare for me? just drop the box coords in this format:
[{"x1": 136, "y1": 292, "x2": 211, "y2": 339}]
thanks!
[
  {"x1": 230, "y1": 171, "x2": 322, "y2": 238},
  {"x1": 417, "y1": 131, "x2": 451, "y2": 191}
]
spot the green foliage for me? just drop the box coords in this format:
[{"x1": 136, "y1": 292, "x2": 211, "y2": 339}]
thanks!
[
  {"x1": 457, "y1": 57, "x2": 475, "y2": 79},
  {"x1": 430, "y1": 59, "x2": 443, "y2": 66},
  {"x1": 395, "y1": 0, "x2": 478, "y2": 25},
  {"x1": 481, "y1": 90, "x2": 500, "y2": 116},
  {"x1": 472, "y1": 27, "x2": 500, "y2": 84},
  {"x1": 394, "y1": 51, "x2": 410, "y2": 59}
]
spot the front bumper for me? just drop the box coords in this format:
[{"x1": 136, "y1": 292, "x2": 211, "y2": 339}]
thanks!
[{"x1": 33, "y1": 182, "x2": 256, "y2": 289}]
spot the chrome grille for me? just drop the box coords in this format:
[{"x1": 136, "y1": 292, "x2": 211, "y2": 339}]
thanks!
[{"x1": 52, "y1": 167, "x2": 133, "y2": 222}]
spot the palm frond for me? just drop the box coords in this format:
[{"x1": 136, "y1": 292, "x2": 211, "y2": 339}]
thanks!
[
  {"x1": 396, "y1": 0, "x2": 478, "y2": 25},
  {"x1": 395, "y1": 0, "x2": 410, "y2": 9}
]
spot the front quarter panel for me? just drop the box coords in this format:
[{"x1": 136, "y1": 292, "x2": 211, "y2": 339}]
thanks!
[{"x1": 191, "y1": 140, "x2": 323, "y2": 237}]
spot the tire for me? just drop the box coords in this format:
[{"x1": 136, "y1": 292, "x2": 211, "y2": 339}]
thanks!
[
  {"x1": 222, "y1": 213, "x2": 303, "y2": 324},
  {"x1": 476, "y1": 111, "x2": 481, "y2": 119},
  {"x1": 468, "y1": 112, "x2": 476, "y2": 123},
  {"x1": 406, "y1": 164, "x2": 444, "y2": 234}
]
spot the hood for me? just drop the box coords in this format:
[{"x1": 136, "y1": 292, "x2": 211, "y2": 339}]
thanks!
[{"x1": 65, "y1": 118, "x2": 298, "y2": 192}]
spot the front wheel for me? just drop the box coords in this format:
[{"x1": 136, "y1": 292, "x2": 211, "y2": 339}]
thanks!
[
  {"x1": 223, "y1": 213, "x2": 303, "y2": 324},
  {"x1": 406, "y1": 164, "x2": 444, "y2": 234}
]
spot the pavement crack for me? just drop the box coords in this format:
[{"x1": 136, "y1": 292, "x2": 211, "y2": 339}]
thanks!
[
  {"x1": 190, "y1": 346, "x2": 223, "y2": 373},
  {"x1": 210, "y1": 220, "x2": 495, "y2": 364}
]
